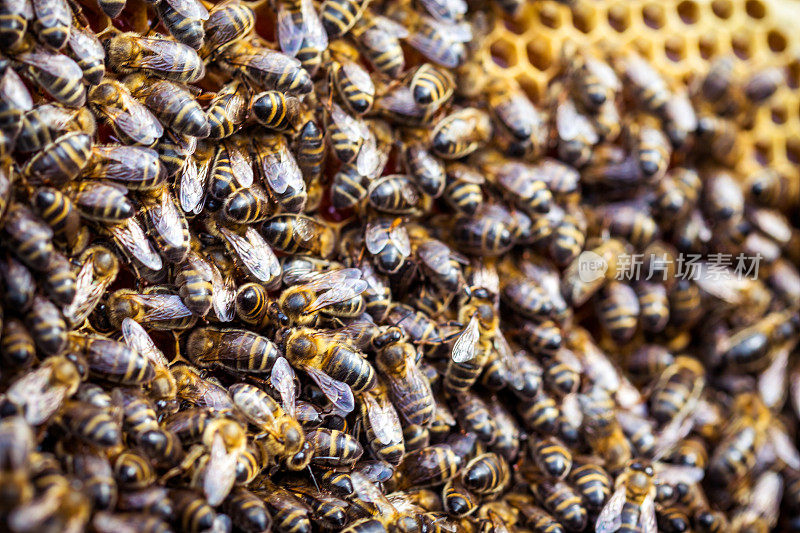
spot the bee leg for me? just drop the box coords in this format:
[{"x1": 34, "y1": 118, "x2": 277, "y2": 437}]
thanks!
[{"x1": 160, "y1": 443, "x2": 204, "y2": 483}]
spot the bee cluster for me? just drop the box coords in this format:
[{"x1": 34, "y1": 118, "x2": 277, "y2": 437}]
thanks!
[{"x1": 0, "y1": 0, "x2": 798, "y2": 531}]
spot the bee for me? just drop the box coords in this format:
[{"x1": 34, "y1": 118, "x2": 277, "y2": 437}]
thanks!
[
  {"x1": 62, "y1": 245, "x2": 118, "y2": 328},
  {"x1": 445, "y1": 292, "x2": 496, "y2": 395},
  {"x1": 360, "y1": 385, "x2": 405, "y2": 465},
  {"x1": 2, "y1": 203, "x2": 56, "y2": 273},
  {"x1": 29, "y1": 0, "x2": 70, "y2": 50},
  {"x1": 106, "y1": 32, "x2": 205, "y2": 83},
  {"x1": 22, "y1": 132, "x2": 93, "y2": 185},
  {"x1": 223, "y1": 488, "x2": 272, "y2": 533},
  {"x1": 631, "y1": 281, "x2": 669, "y2": 333},
  {"x1": 703, "y1": 169, "x2": 745, "y2": 224},
  {"x1": 256, "y1": 480, "x2": 314, "y2": 533},
  {"x1": 667, "y1": 279, "x2": 703, "y2": 329},
  {"x1": 487, "y1": 79, "x2": 548, "y2": 152},
  {"x1": 205, "y1": 219, "x2": 281, "y2": 287},
  {"x1": 722, "y1": 310, "x2": 799, "y2": 373},
  {"x1": 325, "y1": 40, "x2": 375, "y2": 115},
  {"x1": 518, "y1": 388, "x2": 560, "y2": 436},
  {"x1": 112, "y1": 450, "x2": 156, "y2": 490},
  {"x1": 156, "y1": 0, "x2": 209, "y2": 50},
  {"x1": 60, "y1": 401, "x2": 122, "y2": 448},
  {"x1": 407, "y1": 14, "x2": 471, "y2": 68},
  {"x1": 518, "y1": 320, "x2": 562, "y2": 358},
  {"x1": 478, "y1": 152, "x2": 553, "y2": 215},
  {"x1": 295, "y1": 119, "x2": 325, "y2": 183},
  {"x1": 748, "y1": 168, "x2": 794, "y2": 209},
  {"x1": 350, "y1": 11, "x2": 407, "y2": 77},
  {"x1": 108, "y1": 288, "x2": 195, "y2": 330},
  {"x1": 401, "y1": 140, "x2": 446, "y2": 198},
  {"x1": 5, "y1": 355, "x2": 79, "y2": 425},
  {"x1": 695, "y1": 114, "x2": 739, "y2": 166},
  {"x1": 0, "y1": 0, "x2": 31, "y2": 49},
  {"x1": 252, "y1": 133, "x2": 308, "y2": 213},
  {"x1": 743, "y1": 66, "x2": 783, "y2": 103},
  {"x1": 649, "y1": 356, "x2": 705, "y2": 428},
  {"x1": 306, "y1": 428, "x2": 363, "y2": 468},
  {"x1": 168, "y1": 489, "x2": 216, "y2": 532},
  {"x1": 431, "y1": 107, "x2": 492, "y2": 159},
  {"x1": 220, "y1": 186, "x2": 272, "y2": 225},
  {"x1": 366, "y1": 217, "x2": 412, "y2": 274},
  {"x1": 570, "y1": 53, "x2": 620, "y2": 111},
  {"x1": 452, "y1": 211, "x2": 515, "y2": 257},
  {"x1": 92, "y1": 512, "x2": 172, "y2": 533},
  {"x1": 410, "y1": 62, "x2": 454, "y2": 109},
  {"x1": 531, "y1": 478, "x2": 587, "y2": 532},
  {"x1": 124, "y1": 73, "x2": 210, "y2": 138},
  {"x1": 662, "y1": 91, "x2": 697, "y2": 147},
  {"x1": 69, "y1": 332, "x2": 155, "y2": 385},
  {"x1": 188, "y1": 417, "x2": 248, "y2": 505},
  {"x1": 200, "y1": 1, "x2": 254, "y2": 60},
  {"x1": 543, "y1": 350, "x2": 581, "y2": 397},
  {"x1": 653, "y1": 166, "x2": 702, "y2": 221},
  {"x1": 175, "y1": 251, "x2": 214, "y2": 317},
  {"x1": 284, "y1": 326, "x2": 377, "y2": 399},
  {"x1": 632, "y1": 120, "x2": 671, "y2": 182},
  {"x1": 0, "y1": 66, "x2": 31, "y2": 137},
  {"x1": 367, "y1": 174, "x2": 423, "y2": 215},
  {"x1": 595, "y1": 281, "x2": 640, "y2": 344},
  {"x1": 251, "y1": 90, "x2": 302, "y2": 131},
  {"x1": 187, "y1": 327, "x2": 280, "y2": 374},
  {"x1": 63, "y1": 181, "x2": 132, "y2": 224},
  {"x1": 88, "y1": 81, "x2": 164, "y2": 146},
  {"x1": 501, "y1": 278, "x2": 554, "y2": 322},
  {"x1": 331, "y1": 163, "x2": 369, "y2": 209},
  {"x1": 325, "y1": 102, "x2": 374, "y2": 168},
  {"x1": 569, "y1": 458, "x2": 612, "y2": 512},
  {"x1": 278, "y1": 267, "x2": 366, "y2": 325},
  {"x1": 578, "y1": 386, "x2": 631, "y2": 471},
  {"x1": 555, "y1": 95, "x2": 598, "y2": 168},
  {"x1": 24, "y1": 294, "x2": 67, "y2": 356},
  {"x1": 701, "y1": 55, "x2": 735, "y2": 103},
  {"x1": 64, "y1": 26, "x2": 105, "y2": 85},
  {"x1": 617, "y1": 52, "x2": 671, "y2": 113},
  {"x1": 1, "y1": 318, "x2": 35, "y2": 369},
  {"x1": 218, "y1": 40, "x2": 312, "y2": 94},
  {"x1": 414, "y1": 238, "x2": 468, "y2": 294},
  {"x1": 41, "y1": 251, "x2": 75, "y2": 306},
  {"x1": 396, "y1": 444, "x2": 460, "y2": 490},
  {"x1": 443, "y1": 163, "x2": 484, "y2": 215},
  {"x1": 205, "y1": 140, "x2": 250, "y2": 199},
  {"x1": 30, "y1": 183, "x2": 89, "y2": 256},
  {"x1": 443, "y1": 480, "x2": 478, "y2": 517},
  {"x1": 59, "y1": 444, "x2": 117, "y2": 511},
  {"x1": 459, "y1": 452, "x2": 509, "y2": 497},
  {"x1": 205, "y1": 81, "x2": 248, "y2": 139},
  {"x1": 596, "y1": 461, "x2": 704, "y2": 533},
  {"x1": 320, "y1": 0, "x2": 368, "y2": 38}
]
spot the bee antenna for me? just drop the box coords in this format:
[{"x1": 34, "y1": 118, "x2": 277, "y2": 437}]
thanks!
[{"x1": 307, "y1": 465, "x2": 320, "y2": 492}]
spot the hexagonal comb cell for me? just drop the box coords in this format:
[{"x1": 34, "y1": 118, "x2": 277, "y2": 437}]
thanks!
[{"x1": 480, "y1": 0, "x2": 800, "y2": 205}]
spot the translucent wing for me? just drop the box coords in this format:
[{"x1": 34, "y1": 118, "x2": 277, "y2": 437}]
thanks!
[
  {"x1": 407, "y1": 20, "x2": 468, "y2": 67},
  {"x1": 418, "y1": 241, "x2": 452, "y2": 276},
  {"x1": 149, "y1": 189, "x2": 187, "y2": 251},
  {"x1": 277, "y1": 5, "x2": 304, "y2": 57},
  {"x1": 135, "y1": 293, "x2": 194, "y2": 321},
  {"x1": 595, "y1": 486, "x2": 625, "y2": 533},
  {"x1": 380, "y1": 86, "x2": 427, "y2": 117},
  {"x1": 441, "y1": 20, "x2": 472, "y2": 42},
  {"x1": 389, "y1": 221, "x2": 411, "y2": 256},
  {"x1": 164, "y1": 0, "x2": 209, "y2": 18},
  {"x1": 356, "y1": 128, "x2": 379, "y2": 177},
  {"x1": 210, "y1": 261, "x2": 236, "y2": 322},
  {"x1": 64, "y1": 260, "x2": 111, "y2": 326},
  {"x1": 18, "y1": 48, "x2": 83, "y2": 80},
  {"x1": 204, "y1": 432, "x2": 238, "y2": 506},
  {"x1": 365, "y1": 394, "x2": 401, "y2": 445},
  {"x1": 121, "y1": 317, "x2": 169, "y2": 367},
  {"x1": 373, "y1": 15, "x2": 409, "y2": 38},
  {"x1": 219, "y1": 226, "x2": 281, "y2": 285},
  {"x1": 365, "y1": 220, "x2": 388, "y2": 254},
  {"x1": 418, "y1": 0, "x2": 467, "y2": 22},
  {"x1": 229, "y1": 383, "x2": 278, "y2": 428},
  {"x1": 109, "y1": 218, "x2": 163, "y2": 271},
  {"x1": 653, "y1": 411, "x2": 695, "y2": 460},
  {"x1": 106, "y1": 95, "x2": 164, "y2": 145},
  {"x1": 451, "y1": 314, "x2": 479, "y2": 363},
  {"x1": 767, "y1": 425, "x2": 800, "y2": 469},
  {"x1": 227, "y1": 49, "x2": 301, "y2": 75},
  {"x1": 136, "y1": 39, "x2": 204, "y2": 75},
  {"x1": 331, "y1": 103, "x2": 363, "y2": 140},
  {"x1": 494, "y1": 331, "x2": 524, "y2": 391},
  {"x1": 307, "y1": 280, "x2": 368, "y2": 313},
  {"x1": 271, "y1": 357, "x2": 297, "y2": 417},
  {"x1": 557, "y1": 99, "x2": 583, "y2": 141},
  {"x1": 587, "y1": 57, "x2": 621, "y2": 90},
  {"x1": 227, "y1": 142, "x2": 253, "y2": 187},
  {"x1": 263, "y1": 141, "x2": 302, "y2": 194},
  {"x1": 343, "y1": 61, "x2": 374, "y2": 95},
  {"x1": 654, "y1": 463, "x2": 705, "y2": 485},
  {"x1": 7, "y1": 366, "x2": 65, "y2": 425},
  {"x1": 561, "y1": 393, "x2": 583, "y2": 428},
  {"x1": 304, "y1": 366, "x2": 354, "y2": 413},
  {"x1": 179, "y1": 158, "x2": 204, "y2": 214},
  {"x1": 749, "y1": 471, "x2": 782, "y2": 521},
  {"x1": 758, "y1": 346, "x2": 788, "y2": 409},
  {"x1": 640, "y1": 493, "x2": 657, "y2": 533}
]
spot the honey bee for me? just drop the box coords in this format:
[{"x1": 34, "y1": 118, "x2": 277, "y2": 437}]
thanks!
[
  {"x1": 452, "y1": 210, "x2": 515, "y2": 257},
  {"x1": 218, "y1": 40, "x2": 312, "y2": 94},
  {"x1": 570, "y1": 52, "x2": 620, "y2": 111},
  {"x1": 365, "y1": 217, "x2": 412, "y2": 274},
  {"x1": 205, "y1": 140, "x2": 250, "y2": 199},
  {"x1": 18, "y1": 100, "x2": 96, "y2": 152},
  {"x1": 595, "y1": 281, "x2": 640, "y2": 344},
  {"x1": 205, "y1": 81, "x2": 248, "y2": 139},
  {"x1": 205, "y1": 219, "x2": 281, "y2": 287},
  {"x1": 555, "y1": 95, "x2": 598, "y2": 168},
  {"x1": 530, "y1": 478, "x2": 588, "y2": 532},
  {"x1": 410, "y1": 63, "x2": 455, "y2": 109},
  {"x1": 443, "y1": 163, "x2": 484, "y2": 215},
  {"x1": 251, "y1": 90, "x2": 302, "y2": 132},
  {"x1": 373, "y1": 327, "x2": 435, "y2": 426},
  {"x1": 124, "y1": 73, "x2": 210, "y2": 138},
  {"x1": 501, "y1": 277, "x2": 554, "y2": 323},
  {"x1": 350, "y1": 11, "x2": 407, "y2": 77},
  {"x1": 187, "y1": 327, "x2": 280, "y2": 374},
  {"x1": 0, "y1": 66, "x2": 31, "y2": 137},
  {"x1": 14, "y1": 41, "x2": 86, "y2": 107},
  {"x1": 284, "y1": 326, "x2": 377, "y2": 400},
  {"x1": 319, "y1": 0, "x2": 368, "y2": 38},
  {"x1": 445, "y1": 293, "x2": 495, "y2": 395},
  {"x1": 62, "y1": 245, "x2": 118, "y2": 328},
  {"x1": 360, "y1": 385, "x2": 405, "y2": 465},
  {"x1": 617, "y1": 53, "x2": 671, "y2": 114},
  {"x1": 1, "y1": 318, "x2": 35, "y2": 369},
  {"x1": 487, "y1": 79, "x2": 548, "y2": 153},
  {"x1": 5, "y1": 355, "x2": 79, "y2": 425},
  {"x1": 2, "y1": 203, "x2": 57, "y2": 273},
  {"x1": 200, "y1": 1, "x2": 255, "y2": 60},
  {"x1": 367, "y1": 174, "x2": 423, "y2": 215},
  {"x1": 295, "y1": 119, "x2": 326, "y2": 183},
  {"x1": 305, "y1": 428, "x2": 363, "y2": 468},
  {"x1": 596, "y1": 460, "x2": 704, "y2": 533},
  {"x1": 223, "y1": 487, "x2": 273, "y2": 533},
  {"x1": 191, "y1": 418, "x2": 247, "y2": 505},
  {"x1": 0, "y1": 0, "x2": 31, "y2": 49},
  {"x1": 23, "y1": 294, "x2": 67, "y2": 356},
  {"x1": 748, "y1": 168, "x2": 794, "y2": 209},
  {"x1": 59, "y1": 444, "x2": 117, "y2": 511},
  {"x1": 108, "y1": 288, "x2": 195, "y2": 330},
  {"x1": 88, "y1": 80, "x2": 164, "y2": 145},
  {"x1": 252, "y1": 133, "x2": 308, "y2": 213},
  {"x1": 69, "y1": 332, "x2": 155, "y2": 385},
  {"x1": 30, "y1": 0, "x2": 70, "y2": 49},
  {"x1": 325, "y1": 102, "x2": 377, "y2": 172},
  {"x1": 631, "y1": 120, "x2": 671, "y2": 182},
  {"x1": 61, "y1": 182, "x2": 131, "y2": 225},
  {"x1": 106, "y1": 32, "x2": 205, "y2": 83},
  {"x1": 743, "y1": 66, "x2": 783, "y2": 104},
  {"x1": 662, "y1": 91, "x2": 697, "y2": 147},
  {"x1": 431, "y1": 107, "x2": 492, "y2": 159},
  {"x1": 399, "y1": 140, "x2": 445, "y2": 198},
  {"x1": 396, "y1": 444, "x2": 461, "y2": 490},
  {"x1": 41, "y1": 251, "x2": 75, "y2": 306},
  {"x1": 569, "y1": 458, "x2": 612, "y2": 512},
  {"x1": 325, "y1": 40, "x2": 375, "y2": 115},
  {"x1": 65, "y1": 26, "x2": 105, "y2": 85},
  {"x1": 168, "y1": 489, "x2": 217, "y2": 532},
  {"x1": 59, "y1": 401, "x2": 122, "y2": 448},
  {"x1": 478, "y1": 152, "x2": 553, "y2": 215},
  {"x1": 22, "y1": 132, "x2": 93, "y2": 185},
  {"x1": 156, "y1": 0, "x2": 209, "y2": 50},
  {"x1": 722, "y1": 310, "x2": 799, "y2": 373},
  {"x1": 113, "y1": 450, "x2": 156, "y2": 490},
  {"x1": 407, "y1": 14, "x2": 471, "y2": 69},
  {"x1": 703, "y1": 169, "x2": 745, "y2": 224}
]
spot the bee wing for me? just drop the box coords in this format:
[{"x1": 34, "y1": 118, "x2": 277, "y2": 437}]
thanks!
[
  {"x1": 654, "y1": 463, "x2": 705, "y2": 485},
  {"x1": 133, "y1": 293, "x2": 194, "y2": 321},
  {"x1": 226, "y1": 143, "x2": 253, "y2": 188},
  {"x1": 749, "y1": 471, "x2": 782, "y2": 520},
  {"x1": 277, "y1": 5, "x2": 304, "y2": 57},
  {"x1": 418, "y1": 0, "x2": 467, "y2": 22},
  {"x1": 108, "y1": 96, "x2": 164, "y2": 145},
  {"x1": 109, "y1": 218, "x2": 163, "y2": 271},
  {"x1": 331, "y1": 103, "x2": 363, "y2": 140},
  {"x1": 150, "y1": 189, "x2": 187, "y2": 251},
  {"x1": 271, "y1": 357, "x2": 297, "y2": 418},
  {"x1": 561, "y1": 392, "x2": 583, "y2": 428},
  {"x1": 639, "y1": 493, "x2": 657, "y2": 533},
  {"x1": 219, "y1": 226, "x2": 281, "y2": 285},
  {"x1": 365, "y1": 394, "x2": 401, "y2": 445},
  {"x1": 8, "y1": 487, "x2": 65, "y2": 532},
  {"x1": 18, "y1": 49, "x2": 83, "y2": 81},
  {"x1": 587, "y1": 57, "x2": 621, "y2": 90},
  {"x1": 758, "y1": 345, "x2": 788, "y2": 409},
  {"x1": 792, "y1": 370, "x2": 800, "y2": 422},
  {"x1": 418, "y1": 240, "x2": 454, "y2": 276},
  {"x1": 186, "y1": 252, "x2": 214, "y2": 281},
  {"x1": 373, "y1": 15, "x2": 409, "y2": 38},
  {"x1": 179, "y1": 158, "x2": 205, "y2": 214},
  {"x1": 121, "y1": 317, "x2": 170, "y2": 368},
  {"x1": 595, "y1": 485, "x2": 625, "y2": 533},
  {"x1": 298, "y1": 267, "x2": 364, "y2": 291},
  {"x1": 380, "y1": 86, "x2": 425, "y2": 116},
  {"x1": 263, "y1": 142, "x2": 302, "y2": 194},
  {"x1": 64, "y1": 261, "x2": 110, "y2": 326},
  {"x1": 204, "y1": 433, "x2": 238, "y2": 506},
  {"x1": 365, "y1": 220, "x2": 388, "y2": 254},
  {"x1": 494, "y1": 331, "x2": 525, "y2": 391},
  {"x1": 356, "y1": 132, "x2": 381, "y2": 178},
  {"x1": 451, "y1": 314, "x2": 480, "y2": 363},
  {"x1": 228, "y1": 49, "x2": 301, "y2": 75},
  {"x1": 556, "y1": 99, "x2": 583, "y2": 141},
  {"x1": 210, "y1": 262, "x2": 236, "y2": 322},
  {"x1": 137, "y1": 40, "x2": 204, "y2": 76},
  {"x1": 389, "y1": 222, "x2": 411, "y2": 256},
  {"x1": 441, "y1": 20, "x2": 472, "y2": 42},
  {"x1": 653, "y1": 412, "x2": 695, "y2": 461},
  {"x1": 767, "y1": 425, "x2": 800, "y2": 469},
  {"x1": 407, "y1": 28, "x2": 462, "y2": 68},
  {"x1": 306, "y1": 281, "x2": 368, "y2": 313},
  {"x1": 303, "y1": 366, "x2": 354, "y2": 413},
  {"x1": 7, "y1": 366, "x2": 65, "y2": 426},
  {"x1": 343, "y1": 61, "x2": 374, "y2": 95},
  {"x1": 164, "y1": 0, "x2": 208, "y2": 18}
]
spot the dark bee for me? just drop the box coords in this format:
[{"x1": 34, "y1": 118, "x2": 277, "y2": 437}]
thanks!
[
  {"x1": 531, "y1": 479, "x2": 587, "y2": 533},
  {"x1": 2, "y1": 203, "x2": 55, "y2": 272},
  {"x1": 17, "y1": 101, "x2": 95, "y2": 152},
  {"x1": 206, "y1": 81, "x2": 248, "y2": 139},
  {"x1": 65, "y1": 26, "x2": 105, "y2": 85},
  {"x1": 252, "y1": 133, "x2": 308, "y2": 213},
  {"x1": 632, "y1": 120, "x2": 671, "y2": 182},
  {"x1": 743, "y1": 66, "x2": 783, "y2": 103},
  {"x1": 411, "y1": 63, "x2": 455, "y2": 109},
  {"x1": 555, "y1": 96, "x2": 598, "y2": 168},
  {"x1": 113, "y1": 450, "x2": 156, "y2": 490},
  {"x1": 64, "y1": 181, "x2": 134, "y2": 223},
  {"x1": 568, "y1": 458, "x2": 612, "y2": 512},
  {"x1": 31, "y1": 0, "x2": 71, "y2": 50},
  {"x1": 60, "y1": 401, "x2": 122, "y2": 448},
  {"x1": 70, "y1": 332, "x2": 156, "y2": 385},
  {"x1": 124, "y1": 73, "x2": 210, "y2": 138},
  {"x1": 0, "y1": 0, "x2": 31, "y2": 48},
  {"x1": 306, "y1": 428, "x2": 363, "y2": 468},
  {"x1": 326, "y1": 40, "x2": 375, "y2": 115},
  {"x1": 218, "y1": 40, "x2": 312, "y2": 94},
  {"x1": 295, "y1": 119, "x2": 326, "y2": 183},
  {"x1": 320, "y1": 0, "x2": 368, "y2": 38},
  {"x1": 1, "y1": 318, "x2": 36, "y2": 369},
  {"x1": 88, "y1": 81, "x2": 164, "y2": 146},
  {"x1": 365, "y1": 218, "x2": 412, "y2": 274},
  {"x1": 432, "y1": 108, "x2": 492, "y2": 159},
  {"x1": 41, "y1": 251, "x2": 76, "y2": 306},
  {"x1": 275, "y1": 0, "x2": 328, "y2": 75},
  {"x1": 595, "y1": 281, "x2": 640, "y2": 344},
  {"x1": 634, "y1": 281, "x2": 669, "y2": 333},
  {"x1": 108, "y1": 288, "x2": 195, "y2": 330},
  {"x1": 105, "y1": 32, "x2": 205, "y2": 83},
  {"x1": 224, "y1": 488, "x2": 272, "y2": 533},
  {"x1": 461, "y1": 453, "x2": 509, "y2": 497},
  {"x1": 251, "y1": 90, "x2": 302, "y2": 131},
  {"x1": 452, "y1": 211, "x2": 514, "y2": 257},
  {"x1": 157, "y1": 0, "x2": 209, "y2": 50},
  {"x1": 444, "y1": 163, "x2": 484, "y2": 215},
  {"x1": 187, "y1": 327, "x2": 280, "y2": 374},
  {"x1": 351, "y1": 11, "x2": 407, "y2": 77},
  {"x1": 200, "y1": 1, "x2": 255, "y2": 60},
  {"x1": 24, "y1": 296, "x2": 67, "y2": 355},
  {"x1": 22, "y1": 132, "x2": 93, "y2": 185},
  {"x1": 618, "y1": 52, "x2": 670, "y2": 113},
  {"x1": 396, "y1": 444, "x2": 461, "y2": 490},
  {"x1": 518, "y1": 389, "x2": 559, "y2": 435},
  {"x1": 170, "y1": 489, "x2": 217, "y2": 533}
]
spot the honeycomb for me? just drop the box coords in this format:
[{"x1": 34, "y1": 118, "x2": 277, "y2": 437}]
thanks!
[{"x1": 478, "y1": 0, "x2": 800, "y2": 201}]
